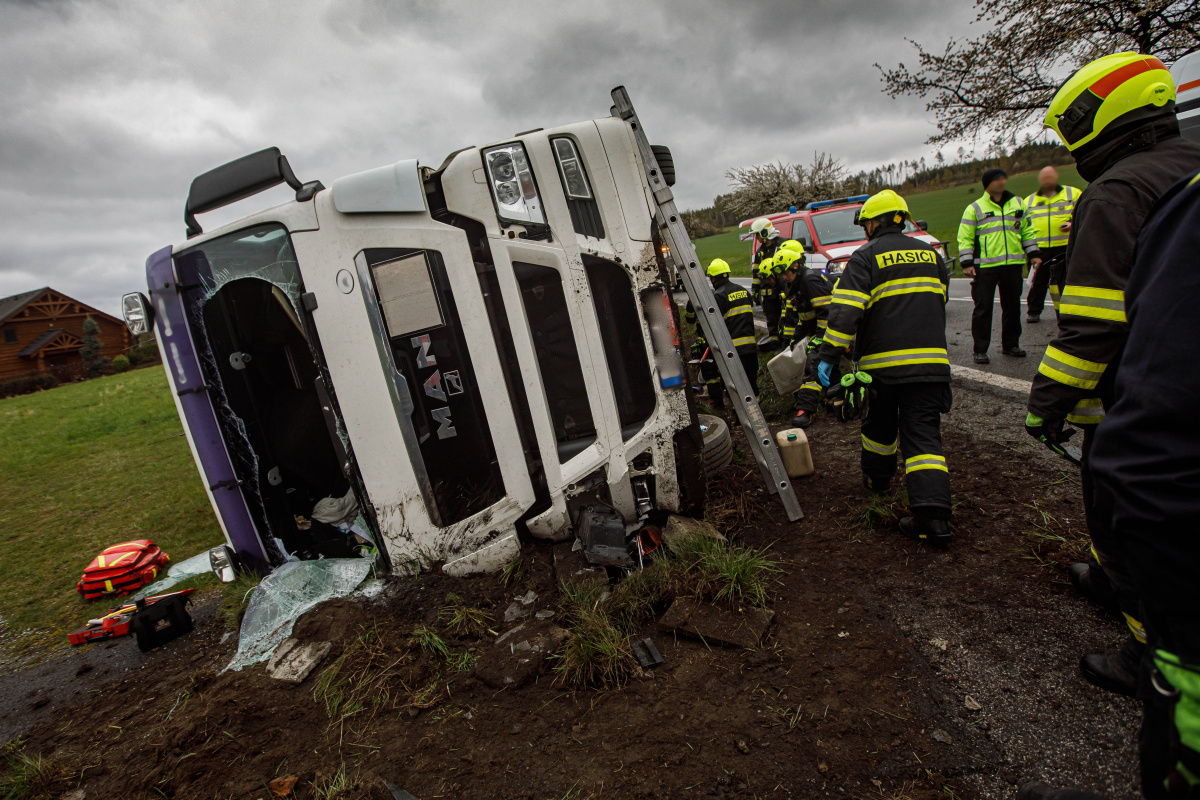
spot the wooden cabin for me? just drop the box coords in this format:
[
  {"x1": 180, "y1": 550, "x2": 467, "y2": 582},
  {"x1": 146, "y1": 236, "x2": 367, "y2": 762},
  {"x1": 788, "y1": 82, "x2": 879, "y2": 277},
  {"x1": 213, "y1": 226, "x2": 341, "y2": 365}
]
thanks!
[{"x1": 0, "y1": 287, "x2": 129, "y2": 381}]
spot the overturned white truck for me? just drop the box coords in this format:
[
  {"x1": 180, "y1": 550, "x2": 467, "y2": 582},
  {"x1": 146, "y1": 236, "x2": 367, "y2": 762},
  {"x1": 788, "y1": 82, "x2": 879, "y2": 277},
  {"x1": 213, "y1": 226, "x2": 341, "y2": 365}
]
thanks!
[{"x1": 122, "y1": 89, "x2": 742, "y2": 578}]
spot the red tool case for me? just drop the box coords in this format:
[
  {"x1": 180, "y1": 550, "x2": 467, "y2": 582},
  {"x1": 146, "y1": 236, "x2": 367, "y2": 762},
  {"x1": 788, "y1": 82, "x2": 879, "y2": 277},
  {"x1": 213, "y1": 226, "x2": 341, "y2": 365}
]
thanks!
[{"x1": 68, "y1": 589, "x2": 195, "y2": 649}]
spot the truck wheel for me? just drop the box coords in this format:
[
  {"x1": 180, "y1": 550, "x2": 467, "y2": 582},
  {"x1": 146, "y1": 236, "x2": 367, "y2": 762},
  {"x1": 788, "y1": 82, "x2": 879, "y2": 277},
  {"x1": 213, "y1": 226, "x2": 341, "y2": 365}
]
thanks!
[
  {"x1": 698, "y1": 414, "x2": 732, "y2": 474},
  {"x1": 651, "y1": 145, "x2": 676, "y2": 187}
]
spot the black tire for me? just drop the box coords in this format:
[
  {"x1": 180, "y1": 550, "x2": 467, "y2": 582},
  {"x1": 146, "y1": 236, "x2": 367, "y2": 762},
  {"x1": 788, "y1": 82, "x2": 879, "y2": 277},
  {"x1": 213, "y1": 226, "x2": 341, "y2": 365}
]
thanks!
[
  {"x1": 699, "y1": 414, "x2": 732, "y2": 474},
  {"x1": 651, "y1": 145, "x2": 676, "y2": 187}
]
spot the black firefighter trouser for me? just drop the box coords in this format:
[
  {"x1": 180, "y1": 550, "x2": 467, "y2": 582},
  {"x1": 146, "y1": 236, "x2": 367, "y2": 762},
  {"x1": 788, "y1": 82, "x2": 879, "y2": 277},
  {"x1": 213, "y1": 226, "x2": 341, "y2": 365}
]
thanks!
[
  {"x1": 1026, "y1": 246, "x2": 1065, "y2": 316},
  {"x1": 860, "y1": 381, "x2": 953, "y2": 519},
  {"x1": 708, "y1": 350, "x2": 761, "y2": 406},
  {"x1": 761, "y1": 291, "x2": 783, "y2": 340},
  {"x1": 1080, "y1": 425, "x2": 1147, "y2": 647},
  {"x1": 971, "y1": 263, "x2": 1024, "y2": 353}
]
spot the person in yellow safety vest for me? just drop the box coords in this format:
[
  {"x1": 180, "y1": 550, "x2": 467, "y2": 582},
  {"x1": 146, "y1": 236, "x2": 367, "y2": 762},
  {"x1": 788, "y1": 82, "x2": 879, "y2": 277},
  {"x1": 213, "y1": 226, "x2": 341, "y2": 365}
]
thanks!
[
  {"x1": 1023, "y1": 52, "x2": 1200, "y2": 702},
  {"x1": 1023, "y1": 166, "x2": 1081, "y2": 323},
  {"x1": 815, "y1": 189, "x2": 953, "y2": 545},
  {"x1": 958, "y1": 169, "x2": 1042, "y2": 364}
]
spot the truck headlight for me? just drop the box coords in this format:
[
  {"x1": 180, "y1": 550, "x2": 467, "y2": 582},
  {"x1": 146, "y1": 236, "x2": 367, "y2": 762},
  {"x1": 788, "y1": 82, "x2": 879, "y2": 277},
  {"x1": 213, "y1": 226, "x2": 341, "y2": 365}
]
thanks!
[
  {"x1": 121, "y1": 292, "x2": 153, "y2": 336},
  {"x1": 483, "y1": 143, "x2": 545, "y2": 226}
]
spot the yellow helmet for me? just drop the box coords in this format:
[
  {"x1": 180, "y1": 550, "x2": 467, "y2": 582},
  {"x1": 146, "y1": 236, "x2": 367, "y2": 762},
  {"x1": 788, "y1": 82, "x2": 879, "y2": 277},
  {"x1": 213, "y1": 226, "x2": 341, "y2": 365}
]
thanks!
[
  {"x1": 775, "y1": 249, "x2": 801, "y2": 270},
  {"x1": 778, "y1": 240, "x2": 804, "y2": 253},
  {"x1": 857, "y1": 189, "x2": 910, "y2": 225},
  {"x1": 706, "y1": 258, "x2": 731, "y2": 277},
  {"x1": 1045, "y1": 52, "x2": 1175, "y2": 151},
  {"x1": 757, "y1": 256, "x2": 776, "y2": 277}
]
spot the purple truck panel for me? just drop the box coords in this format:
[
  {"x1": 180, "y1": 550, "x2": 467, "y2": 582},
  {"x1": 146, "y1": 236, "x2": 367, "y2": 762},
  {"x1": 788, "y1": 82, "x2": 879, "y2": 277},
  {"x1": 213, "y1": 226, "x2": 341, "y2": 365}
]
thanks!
[{"x1": 146, "y1": 246, "x2": 270, "y2": 571}]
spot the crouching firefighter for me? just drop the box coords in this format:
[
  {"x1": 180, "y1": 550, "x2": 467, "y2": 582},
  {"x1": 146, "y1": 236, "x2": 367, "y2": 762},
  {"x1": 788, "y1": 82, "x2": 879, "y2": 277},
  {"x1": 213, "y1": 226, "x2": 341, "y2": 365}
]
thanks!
[
  {"x1": 704, "y1": 258, "x2": 760, "y2": 400},
  {"x1": 815, "y1": 189, "x2": 954, "y2": 544},
  {"x1": 776, "y1": 247, "x2": 833, "y2": 429}
]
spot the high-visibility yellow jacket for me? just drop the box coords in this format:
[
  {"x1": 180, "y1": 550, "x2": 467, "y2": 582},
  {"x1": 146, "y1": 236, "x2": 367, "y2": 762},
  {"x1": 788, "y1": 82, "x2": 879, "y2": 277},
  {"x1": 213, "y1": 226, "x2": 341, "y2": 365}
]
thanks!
[
  {"x1": 956, "y1": 191, "x2": 1039, "y2": 267},
  {"x1": 1023, "y1": 185, "x2": 1080, "y2": 250}
]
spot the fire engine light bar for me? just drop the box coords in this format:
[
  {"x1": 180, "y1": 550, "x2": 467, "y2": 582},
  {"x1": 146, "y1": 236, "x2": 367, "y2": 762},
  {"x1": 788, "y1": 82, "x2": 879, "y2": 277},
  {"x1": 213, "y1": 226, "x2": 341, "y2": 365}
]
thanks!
[
  {"x1": 483, "y1": 143, "x2": 546, "y2": 226},
  {"x1": 806, "y1": 194, "x2": 870, "y2": 210},
  {"x1": 121, "y1": 292, "x2": 153, "y2": 336}
]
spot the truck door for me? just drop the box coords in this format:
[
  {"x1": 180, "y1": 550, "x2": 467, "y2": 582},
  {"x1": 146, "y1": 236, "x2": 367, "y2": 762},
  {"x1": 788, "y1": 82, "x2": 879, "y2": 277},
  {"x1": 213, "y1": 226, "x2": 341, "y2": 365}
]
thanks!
[{"x1": 290, "y1": 193, "x2": 536, "y2": 573}]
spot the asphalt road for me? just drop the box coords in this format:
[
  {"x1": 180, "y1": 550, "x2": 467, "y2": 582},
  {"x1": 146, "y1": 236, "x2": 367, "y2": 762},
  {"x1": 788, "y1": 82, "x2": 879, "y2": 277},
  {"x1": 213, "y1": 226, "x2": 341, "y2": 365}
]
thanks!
[{"x1": 730, "y1": 276, "x2": 1052, "y2": 384}]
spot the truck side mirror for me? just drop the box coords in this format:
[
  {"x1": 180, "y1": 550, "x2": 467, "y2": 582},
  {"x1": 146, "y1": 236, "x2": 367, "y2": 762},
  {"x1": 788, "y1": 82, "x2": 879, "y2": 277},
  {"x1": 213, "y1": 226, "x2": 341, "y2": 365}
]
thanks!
[{"x1": 916, "y1": 220, "x2": 929, "y2": 231}]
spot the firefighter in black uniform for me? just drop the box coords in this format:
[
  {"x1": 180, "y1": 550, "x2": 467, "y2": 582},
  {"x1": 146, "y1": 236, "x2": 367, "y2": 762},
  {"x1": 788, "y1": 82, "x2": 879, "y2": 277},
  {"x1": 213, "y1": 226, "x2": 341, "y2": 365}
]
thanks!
[
  {"x1": 777, "y1": 247, "x2": 833, "y2": 429},
  {"x1": 1017, "y1": 172, "x2": 1200, "y2": 800},
  {"x1": 749, "y1": 217, "x2": 784, "y2": 347},
  {"x1": 1024, "y1": 52, "x2": 1200, "y2": 698},
  {"x1": 706, "y1": 257, "x2": 760, "y2": 398},
  {"x1": 816, "y1": 189, "x2": 953, "y2": 545}
]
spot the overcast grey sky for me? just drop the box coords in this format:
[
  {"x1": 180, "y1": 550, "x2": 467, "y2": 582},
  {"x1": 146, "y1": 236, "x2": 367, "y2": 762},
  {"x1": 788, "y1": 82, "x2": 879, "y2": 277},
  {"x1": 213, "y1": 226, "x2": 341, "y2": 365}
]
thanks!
[{"x1": 0, "y1": 0, "x2": 979, "y2": 315}]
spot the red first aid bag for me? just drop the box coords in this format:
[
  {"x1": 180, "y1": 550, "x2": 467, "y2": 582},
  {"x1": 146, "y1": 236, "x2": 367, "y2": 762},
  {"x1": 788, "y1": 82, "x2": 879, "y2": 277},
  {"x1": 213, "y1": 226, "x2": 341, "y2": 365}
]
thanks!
[{"x1": 76, "y1": 540, "x2": 170, "y2": 602}]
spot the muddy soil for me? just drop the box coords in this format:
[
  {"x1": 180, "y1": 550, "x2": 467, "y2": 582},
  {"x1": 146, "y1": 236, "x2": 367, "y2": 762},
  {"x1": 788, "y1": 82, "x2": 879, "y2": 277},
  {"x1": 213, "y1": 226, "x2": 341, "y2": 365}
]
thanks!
[{"x1": 2, "y1": 380, "x2": 1139, "y2": 799}]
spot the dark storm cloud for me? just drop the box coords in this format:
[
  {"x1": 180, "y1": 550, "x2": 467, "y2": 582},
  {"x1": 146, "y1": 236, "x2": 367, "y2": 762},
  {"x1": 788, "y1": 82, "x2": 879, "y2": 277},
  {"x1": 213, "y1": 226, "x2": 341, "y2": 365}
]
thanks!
[{"x1": 0, "y1": 0, "x2": 973, "y2": 314}]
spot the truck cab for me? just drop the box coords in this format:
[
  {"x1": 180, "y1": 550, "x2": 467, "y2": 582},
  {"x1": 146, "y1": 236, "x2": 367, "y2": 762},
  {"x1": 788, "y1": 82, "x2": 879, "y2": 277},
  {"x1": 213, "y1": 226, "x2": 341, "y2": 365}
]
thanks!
[
  {"x1": 122, "y1": 115, "x2": 704, "y2": 577},
  {"x1": 741, "y1": 196, "x2": 949, "y2": 275}
]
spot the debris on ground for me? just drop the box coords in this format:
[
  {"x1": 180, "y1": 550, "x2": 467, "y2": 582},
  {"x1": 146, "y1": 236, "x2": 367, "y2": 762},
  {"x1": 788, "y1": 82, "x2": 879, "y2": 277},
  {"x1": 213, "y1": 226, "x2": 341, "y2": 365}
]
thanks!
[
  {"x1": 226, "y1": 554, "x2": 375, "y2": 671},
  {"x1": 474, "y1": 620, "x2": 569, "y2": 689},
  {"x1": 661, "y1": 515, "x2": 726, "y2": 554},
  {"x1": 552, "y1": 541, "x2": 606, "y2": 588},
  {"x1": 266, "y1": 637, "x2": 332, "y2": 684},
  {"x1": 140, "y1": 549, "x2": 214, "y2": 596},
  {"x1": 631, "y1": 637, "x2": 664, "y2": 668},
  {"x1": 657, "y1": 597, "x2": 775, "y2": 649},
  {"x1": 269, "y1": 774, "x2": 299, "y2": 797}
]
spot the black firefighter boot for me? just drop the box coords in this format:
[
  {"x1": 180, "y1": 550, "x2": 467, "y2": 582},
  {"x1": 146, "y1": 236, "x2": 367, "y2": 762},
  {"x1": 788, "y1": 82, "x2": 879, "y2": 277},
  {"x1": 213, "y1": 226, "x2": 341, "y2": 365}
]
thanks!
[
  {"x1": 1067, "y1": 561, "x2": 1121, "y2": 616},
  {"x1": 898, "y1": 516, "x2": 953, "y2": 546},
  {"x1": 1079, "y1": 634, "x2": 1142, "y2": 698}
]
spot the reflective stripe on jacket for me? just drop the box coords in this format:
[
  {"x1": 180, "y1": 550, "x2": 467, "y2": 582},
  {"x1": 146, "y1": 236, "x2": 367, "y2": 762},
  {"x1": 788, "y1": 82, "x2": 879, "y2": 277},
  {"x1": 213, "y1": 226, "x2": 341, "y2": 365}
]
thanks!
[
  {"x1": 816, "y1": 224, "x2": 950, "y2": 384},
  {"x1": 956, "y1": 191, "x2": 1039, "y2": 267},
  {"x1": 1027, "y1": 128, "x2": 1200, "y2": 420},
  {"x1": 780, "y1": 267, "x2": 833, "y2": 343},
  {"x1": 1024, "y1": 185, "x2": 1079, "y2": 249},
  {"x1": 711, "y1": 277, "x2": 758, "y2": 354}
]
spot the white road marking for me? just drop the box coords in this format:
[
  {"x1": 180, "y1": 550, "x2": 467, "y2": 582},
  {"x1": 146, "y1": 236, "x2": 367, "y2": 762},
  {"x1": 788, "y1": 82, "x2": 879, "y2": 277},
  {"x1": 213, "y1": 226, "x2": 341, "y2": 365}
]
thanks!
[{"x1": 951, "y1": 364, "x2": 1032, "y2": 393}]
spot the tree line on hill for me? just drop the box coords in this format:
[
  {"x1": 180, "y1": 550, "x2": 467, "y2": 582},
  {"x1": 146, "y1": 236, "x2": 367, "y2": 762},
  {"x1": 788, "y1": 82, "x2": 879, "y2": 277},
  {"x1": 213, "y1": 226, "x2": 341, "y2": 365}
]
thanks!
[{"x1": 681, "y1": 137, "x2": 1073, "y2": 239}]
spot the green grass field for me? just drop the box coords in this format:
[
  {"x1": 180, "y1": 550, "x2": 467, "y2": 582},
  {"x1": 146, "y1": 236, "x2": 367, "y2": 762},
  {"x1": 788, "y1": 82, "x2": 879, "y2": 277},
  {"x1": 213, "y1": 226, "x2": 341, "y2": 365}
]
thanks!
[
  {"x1": 0, "y1": 367, "x2": 222, "y2": 654},
  {"x1": 693, "y1": 228, "x2": 753, "y2": 277},
  {"x1": 690, "y1": 165, "x2": 1087, "y2": 275}
]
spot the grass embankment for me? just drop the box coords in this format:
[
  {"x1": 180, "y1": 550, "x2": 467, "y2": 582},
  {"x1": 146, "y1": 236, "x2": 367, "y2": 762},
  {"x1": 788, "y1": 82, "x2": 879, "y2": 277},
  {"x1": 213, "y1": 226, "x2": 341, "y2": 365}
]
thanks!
[
  {"x1": 0, "y1": 366, "x2": 222, "y2": 654},
  {"x1": 689, "y1": 164, "x2": 1088, "y2": 275}
]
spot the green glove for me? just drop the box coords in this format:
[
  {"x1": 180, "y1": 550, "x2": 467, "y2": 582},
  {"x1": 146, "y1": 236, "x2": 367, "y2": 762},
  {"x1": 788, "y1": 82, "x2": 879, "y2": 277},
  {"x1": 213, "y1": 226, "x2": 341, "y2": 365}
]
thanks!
[{"x1": 1155, "y1": 650, "x2": 1200, "y2": 792}]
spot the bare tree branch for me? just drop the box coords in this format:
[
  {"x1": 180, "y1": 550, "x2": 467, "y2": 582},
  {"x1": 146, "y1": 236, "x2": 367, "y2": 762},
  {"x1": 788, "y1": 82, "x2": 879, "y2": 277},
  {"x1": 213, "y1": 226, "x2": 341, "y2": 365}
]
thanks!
[{"x1": 877, "y1": 0, "x2": 1200, "y2": 144}]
